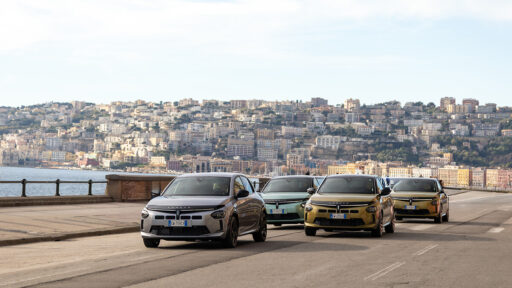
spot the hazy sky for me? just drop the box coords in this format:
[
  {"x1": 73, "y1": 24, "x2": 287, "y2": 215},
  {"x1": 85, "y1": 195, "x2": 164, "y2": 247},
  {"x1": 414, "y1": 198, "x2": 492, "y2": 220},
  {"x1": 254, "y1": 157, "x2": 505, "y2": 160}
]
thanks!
[{"x1": 1, "y1": 0, "x2": 512, "y2": 107}]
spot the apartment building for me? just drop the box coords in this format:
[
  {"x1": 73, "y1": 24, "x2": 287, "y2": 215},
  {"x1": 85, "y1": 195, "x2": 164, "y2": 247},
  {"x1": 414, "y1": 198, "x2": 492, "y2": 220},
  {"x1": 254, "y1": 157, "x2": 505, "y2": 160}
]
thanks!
[{"x1": 438, "y1": 166, "x2": 459, "y2": 186}]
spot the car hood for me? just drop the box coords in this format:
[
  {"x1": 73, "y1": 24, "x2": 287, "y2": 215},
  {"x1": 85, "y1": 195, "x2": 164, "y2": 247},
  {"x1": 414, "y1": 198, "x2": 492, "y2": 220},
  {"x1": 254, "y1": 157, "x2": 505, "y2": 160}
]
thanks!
[
  {"x1": 391, "y1": 191, "x2": 439, "y2": 199},
  {"x1": 310, "y1": 193, "x2": 378, "y2": 203},
  {"x1": 146, "y1": 195, "x2": 231, "y2": 209},
  {"x1": 261, "y1": 192, "x2": 310, "y2": 201}
]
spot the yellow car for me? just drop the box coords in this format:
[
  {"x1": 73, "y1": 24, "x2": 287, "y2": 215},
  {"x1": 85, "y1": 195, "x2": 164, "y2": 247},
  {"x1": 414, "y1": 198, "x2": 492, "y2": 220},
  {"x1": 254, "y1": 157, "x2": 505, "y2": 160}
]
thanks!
[
  {"x1": 391, "y1": 178, "x2": 449, "y2": 223},
  {"x1": 304, "y1": 175, "x2": 395, "y2": 237}
]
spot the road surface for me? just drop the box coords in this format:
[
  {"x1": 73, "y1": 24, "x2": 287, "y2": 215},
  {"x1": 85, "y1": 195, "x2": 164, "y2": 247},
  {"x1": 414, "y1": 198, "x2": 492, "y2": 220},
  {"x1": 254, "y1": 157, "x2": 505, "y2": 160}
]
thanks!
[{"x1": 1, "y1": 190, "x2": 511, "y2": 288}]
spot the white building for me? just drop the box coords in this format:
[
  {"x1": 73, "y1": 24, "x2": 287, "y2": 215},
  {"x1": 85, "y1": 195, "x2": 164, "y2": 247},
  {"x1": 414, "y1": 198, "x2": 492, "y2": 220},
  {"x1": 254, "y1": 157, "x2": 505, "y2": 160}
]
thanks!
[{"x1": 316, "y1": 135, "x2": 342, "y2": 150}]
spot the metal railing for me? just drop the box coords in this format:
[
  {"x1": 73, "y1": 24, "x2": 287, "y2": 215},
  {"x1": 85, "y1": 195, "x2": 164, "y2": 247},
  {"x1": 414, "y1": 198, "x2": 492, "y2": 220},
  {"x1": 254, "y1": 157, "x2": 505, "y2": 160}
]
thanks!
[{"x1": 0, "y1": 179, "x2": 108, "y2": 197}]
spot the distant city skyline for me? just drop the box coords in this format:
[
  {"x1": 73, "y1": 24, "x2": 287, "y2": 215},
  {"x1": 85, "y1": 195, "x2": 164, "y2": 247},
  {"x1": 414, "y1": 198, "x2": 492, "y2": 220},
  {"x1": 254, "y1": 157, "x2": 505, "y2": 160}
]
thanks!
[
  {"x1": 1, "y1": 96, "x2": 508, "y2": 109},
  {"x1": 1, "y1": 1, "x2": 512, "y2": 107}
]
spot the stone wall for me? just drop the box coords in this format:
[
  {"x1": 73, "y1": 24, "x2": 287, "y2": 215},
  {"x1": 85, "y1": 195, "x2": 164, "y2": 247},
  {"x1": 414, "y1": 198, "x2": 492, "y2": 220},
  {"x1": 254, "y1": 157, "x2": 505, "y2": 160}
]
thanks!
[{"x1": 106, "y1": 174, "x2": 175, "y2": 202}]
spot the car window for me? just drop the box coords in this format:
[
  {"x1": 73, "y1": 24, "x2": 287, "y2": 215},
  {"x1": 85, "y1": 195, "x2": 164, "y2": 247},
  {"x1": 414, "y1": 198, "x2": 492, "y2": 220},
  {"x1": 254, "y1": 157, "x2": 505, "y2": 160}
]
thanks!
[
  {"x1": 262, "y1": 178, "x2": 313, "y2": 193},
  {"x1": 241, "y1": 177, "x2": 254, "y2": 194},
  {"x1": 162, "y1": 177, "x2": 231, "y2": 196},
  {"x1": 393, "y1": 179, "x2": 438, "y2": 193},
  {"x1": 318, "y1": 177, "x2": 376, "y2": 194},
  {"x1": 234, "y1": 177, "x2": 245, "y2": 194}
]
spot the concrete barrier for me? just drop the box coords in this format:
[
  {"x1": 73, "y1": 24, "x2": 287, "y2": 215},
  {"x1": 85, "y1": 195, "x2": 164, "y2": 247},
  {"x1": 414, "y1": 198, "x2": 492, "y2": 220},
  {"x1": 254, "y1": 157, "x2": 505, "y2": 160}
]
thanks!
[
  {"x1": 105, "y1": 174, "x2": 176, "y2": 202},
  {"x1": 445, "y1": 186, "x2": 512, "y2": 193}
]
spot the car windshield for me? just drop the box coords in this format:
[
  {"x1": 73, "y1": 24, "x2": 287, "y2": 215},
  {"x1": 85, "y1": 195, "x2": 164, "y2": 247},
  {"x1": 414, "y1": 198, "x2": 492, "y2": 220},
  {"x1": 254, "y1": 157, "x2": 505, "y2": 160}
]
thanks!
[
  {"x1": 162, "y1": 177, "x2": 231, "y2": 196},
  {"x1": 393, "y1": 179, "x2": 438, "y2": 193},
  {"x1": 315, "y1": 177, "x2": 325, "y2": 185},
  {"x1": 262, "y1": 178, "x2": 312, "y2": 193},
  {"x1": 388, "y1": 178, "x2": 405, "y2": 188},
  {"x1": 317, "y1": 177, "x2": 376, "y2": 194}
]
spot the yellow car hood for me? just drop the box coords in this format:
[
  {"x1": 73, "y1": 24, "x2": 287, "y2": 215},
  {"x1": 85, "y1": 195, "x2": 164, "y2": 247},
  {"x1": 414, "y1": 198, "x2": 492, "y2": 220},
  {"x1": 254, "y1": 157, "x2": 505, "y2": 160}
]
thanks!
[
  {"x1": 391, "y1": 191, "x2": 438, "y2": 199},
  {"x1": 310, "y1": 193, "x2": 377, "y2": 203}
]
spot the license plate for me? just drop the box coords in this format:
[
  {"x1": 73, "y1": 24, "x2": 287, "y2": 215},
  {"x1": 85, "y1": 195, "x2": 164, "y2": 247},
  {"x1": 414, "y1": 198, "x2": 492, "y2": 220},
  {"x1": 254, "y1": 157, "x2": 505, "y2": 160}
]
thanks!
[
  {"x1": 404, "y1": 205, "x2": 416, "y2": 210},
  {"x1": 270, "y1": 208, "x2": 286, "y2": 214},
  {"x1": 330, "y1": 213, "x2": 347, "y2": 219},
  {"x1": 167, "y1": 220, "x2": 192, "y2": 227}
]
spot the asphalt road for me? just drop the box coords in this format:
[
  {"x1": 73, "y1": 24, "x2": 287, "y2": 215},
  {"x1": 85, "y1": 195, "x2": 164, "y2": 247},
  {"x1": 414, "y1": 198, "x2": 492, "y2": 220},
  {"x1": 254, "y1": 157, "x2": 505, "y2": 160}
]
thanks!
[{"x1": 1, "y1": 190, "x2": 512, "y2": 288}]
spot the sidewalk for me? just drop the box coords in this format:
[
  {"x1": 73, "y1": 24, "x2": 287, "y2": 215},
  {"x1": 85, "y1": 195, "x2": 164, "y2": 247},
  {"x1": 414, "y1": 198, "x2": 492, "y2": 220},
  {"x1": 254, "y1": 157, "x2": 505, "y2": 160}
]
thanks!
[{"x1": 0, "y1": 202, "x2": 145, "y2": 246}]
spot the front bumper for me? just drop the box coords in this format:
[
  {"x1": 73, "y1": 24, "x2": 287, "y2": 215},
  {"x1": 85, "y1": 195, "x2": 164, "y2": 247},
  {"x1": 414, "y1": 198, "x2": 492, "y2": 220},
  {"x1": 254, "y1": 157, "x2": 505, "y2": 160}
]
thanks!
[
  {"x1": 393, "y1": 200, "x2": 438, "y2": 218},
  {"x1": 140, "y1": 209, "x2": 227, "y2": 240},
  {"x1": 264, "y1": 202, "x2": 305, "y2": 224},
  {"x1": 304, "y1": 205, "x2": 378, "y2": 230}
]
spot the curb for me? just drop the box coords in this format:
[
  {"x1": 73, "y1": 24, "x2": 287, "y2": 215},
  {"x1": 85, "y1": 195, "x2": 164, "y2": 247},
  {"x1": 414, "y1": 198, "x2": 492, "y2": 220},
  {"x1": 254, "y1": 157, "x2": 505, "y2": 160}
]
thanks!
[
  {"x1": 0, "y1": 195, "x2": 114, "y2": 207},
  {"x1": 0, "y1": 225, "x2": 140, "y2": 247}
]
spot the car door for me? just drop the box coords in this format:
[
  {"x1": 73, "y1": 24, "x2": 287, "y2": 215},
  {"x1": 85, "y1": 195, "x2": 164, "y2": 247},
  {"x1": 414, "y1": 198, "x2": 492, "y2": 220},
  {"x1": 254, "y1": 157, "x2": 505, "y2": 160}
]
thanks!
[
  {"x1": 233, "y1": 176, "x2": 251, "y2": 233},
  {"x1": 242, "y1": 176, "x2": 260, "y2": 232},
  {"x1": 438, "y1": 181, "x2": 449, "y2": 214}
]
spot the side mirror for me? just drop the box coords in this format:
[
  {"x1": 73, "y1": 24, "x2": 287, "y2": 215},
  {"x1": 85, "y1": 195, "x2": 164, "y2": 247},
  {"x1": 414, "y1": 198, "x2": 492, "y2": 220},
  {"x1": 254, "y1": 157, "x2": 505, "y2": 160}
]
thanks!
[
  {"x1": 151, "y1": 192, "x2": 160, "y2": 199},
  {"x1": 236, "y1": 189, "x2": 250, "y2": 198},
  {"x1": 307, "y1": 187, "x2": 316, "y2": 195},
  {"x1": 381, "y1": 187, "x2": 391, "y2": 196}
]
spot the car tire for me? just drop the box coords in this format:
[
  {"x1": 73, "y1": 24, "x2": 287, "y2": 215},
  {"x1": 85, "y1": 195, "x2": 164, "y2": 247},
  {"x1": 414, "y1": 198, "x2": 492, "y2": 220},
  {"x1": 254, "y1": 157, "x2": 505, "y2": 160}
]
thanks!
[
  {"x1": 143, "y1": 238, "x2": 160, "y2": 248},
  {"x1": 434, "y1": 208, "x2": 443, "y2": 224},
  {"x1": 305, "y1": 227, "x2": 317, "y2": 236},
  {"x1": 442, "y1": 209, "x2": 449, "y2": 222},
  {"x1": 385, "y1": 214, "x2": 395, "y2": 234},
  {"x1": 371, "y1": 213, "x2": 384, "y2": 237},
  {"x1": 252, "y1": 213, "x2": 267, "y2": 242},
  {"x1": 396, "y1": 216, "x2": 403, "y2": 221},
  {"x1": 324, "y1": 229, "x2": 333, "y2": 232},
  {"x1": 223, "y1": 217, "x2": 239, "y2": 248}
]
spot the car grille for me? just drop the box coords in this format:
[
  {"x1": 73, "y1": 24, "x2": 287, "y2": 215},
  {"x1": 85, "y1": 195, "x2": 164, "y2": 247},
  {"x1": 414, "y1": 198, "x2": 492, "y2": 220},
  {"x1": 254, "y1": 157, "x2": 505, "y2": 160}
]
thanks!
[
  {"x1": 395, "y1": 209, "x2": 431, "y2": 215},
  {"x1": 393, "y1": 197, "x2": 434, "y2": 202},
  {"x1": 264, "y1": 199, "x2": 304, "y2": 204},
  {"x1": 154, "y1": 215, "x2": 202, "y2": 220},
  {"x1": 318, "y1": 209, "x2": 359, "y2": 213},
  {"x1": 150, "y1": 225, "x2": 210, "y2": 236},
  {"x1": 267, "y1": 213, "x2": 301, "y2": 220},
  {"x1": 314, "y1": 218, "x2": 365, "y2": 226}
]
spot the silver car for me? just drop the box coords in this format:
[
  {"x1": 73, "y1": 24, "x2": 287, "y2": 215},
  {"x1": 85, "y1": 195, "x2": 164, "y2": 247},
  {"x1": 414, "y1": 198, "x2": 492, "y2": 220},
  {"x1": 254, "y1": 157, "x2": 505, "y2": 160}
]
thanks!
[{"x1": 140, "y1": 173, "x2": 267, "y2": 248}]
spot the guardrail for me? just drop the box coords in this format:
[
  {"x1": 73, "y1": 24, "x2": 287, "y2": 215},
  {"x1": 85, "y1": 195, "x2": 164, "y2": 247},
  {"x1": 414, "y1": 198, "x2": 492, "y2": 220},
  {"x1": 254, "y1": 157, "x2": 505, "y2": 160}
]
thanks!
[{"x1": 0, "y1": 179, "x2": 108, "y2": 197}]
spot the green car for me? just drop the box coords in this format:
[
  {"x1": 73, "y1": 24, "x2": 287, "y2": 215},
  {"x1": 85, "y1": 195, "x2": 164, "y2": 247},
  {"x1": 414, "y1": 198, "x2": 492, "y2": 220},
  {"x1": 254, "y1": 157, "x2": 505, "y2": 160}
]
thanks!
[{"x1": 260, "y1": 176, "x2": 323, "y2": 226}]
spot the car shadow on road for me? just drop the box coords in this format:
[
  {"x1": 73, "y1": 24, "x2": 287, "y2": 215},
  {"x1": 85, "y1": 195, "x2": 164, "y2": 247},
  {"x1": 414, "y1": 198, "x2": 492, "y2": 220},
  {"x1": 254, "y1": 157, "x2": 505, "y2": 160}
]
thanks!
[
  {"x1": 397, "y1": 219, "x2": 436, "y2": 224},
  {"x1": 317, "y1": 230, "x2": 494, "y2": 242},
  {"x1": 158, "y1": 239, "x2": 368, "y2": 252},
  {"x1": 268, "y1": 224, "x2": 304, "y2": 230}
]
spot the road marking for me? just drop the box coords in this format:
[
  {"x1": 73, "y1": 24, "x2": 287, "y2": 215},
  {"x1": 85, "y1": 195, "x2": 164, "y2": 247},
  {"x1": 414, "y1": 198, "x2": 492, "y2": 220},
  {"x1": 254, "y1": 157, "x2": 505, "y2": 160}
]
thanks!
[
  {"x1": 504, "y1": 217, "x2": 512, "y2": 225},
  {"x1": 408, "y1": 224, "x2": 434, "y2": 231},
  {"x1": 451, "y1": 194, "x2": 511, "y2": 203},
  {"x1": 0, "y1": 267, "x2": 88, "y2": 287},
  {"x1": 488, "y1": 227, "x2": 505, "y2": 233},
  {"x1": 364, "y1": 262, "x2": 405, "y2": 281},
  {"x1": 413, "y1": 244, "x2": 438, "y2": 256}
]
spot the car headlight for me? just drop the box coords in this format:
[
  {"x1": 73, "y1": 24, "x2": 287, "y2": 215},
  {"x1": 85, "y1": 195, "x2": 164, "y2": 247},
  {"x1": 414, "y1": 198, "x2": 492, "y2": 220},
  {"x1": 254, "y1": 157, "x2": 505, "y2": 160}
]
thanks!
[
  {"x1": 366, "y1": 206, "x2": 377, "y2": 213},
  {"x1": 431, "y1": 199, "x2": 438, "y2": 205},
  {"x1": 305, "y1": 205, "x2": 313, "y2": 212},
  {"x1": 211, "y1": 210, "x2": 225, "y2": 219},
  {"x1": 141, "y1": 208, "x2": 149, "y2": 219}
]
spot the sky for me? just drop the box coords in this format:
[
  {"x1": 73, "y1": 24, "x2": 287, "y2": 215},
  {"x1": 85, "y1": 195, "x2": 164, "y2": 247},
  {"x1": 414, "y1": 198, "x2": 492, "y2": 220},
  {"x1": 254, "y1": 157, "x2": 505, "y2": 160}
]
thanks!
[{"x1": 1, "y1": 0, "x2": 512, "y2": 107}]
